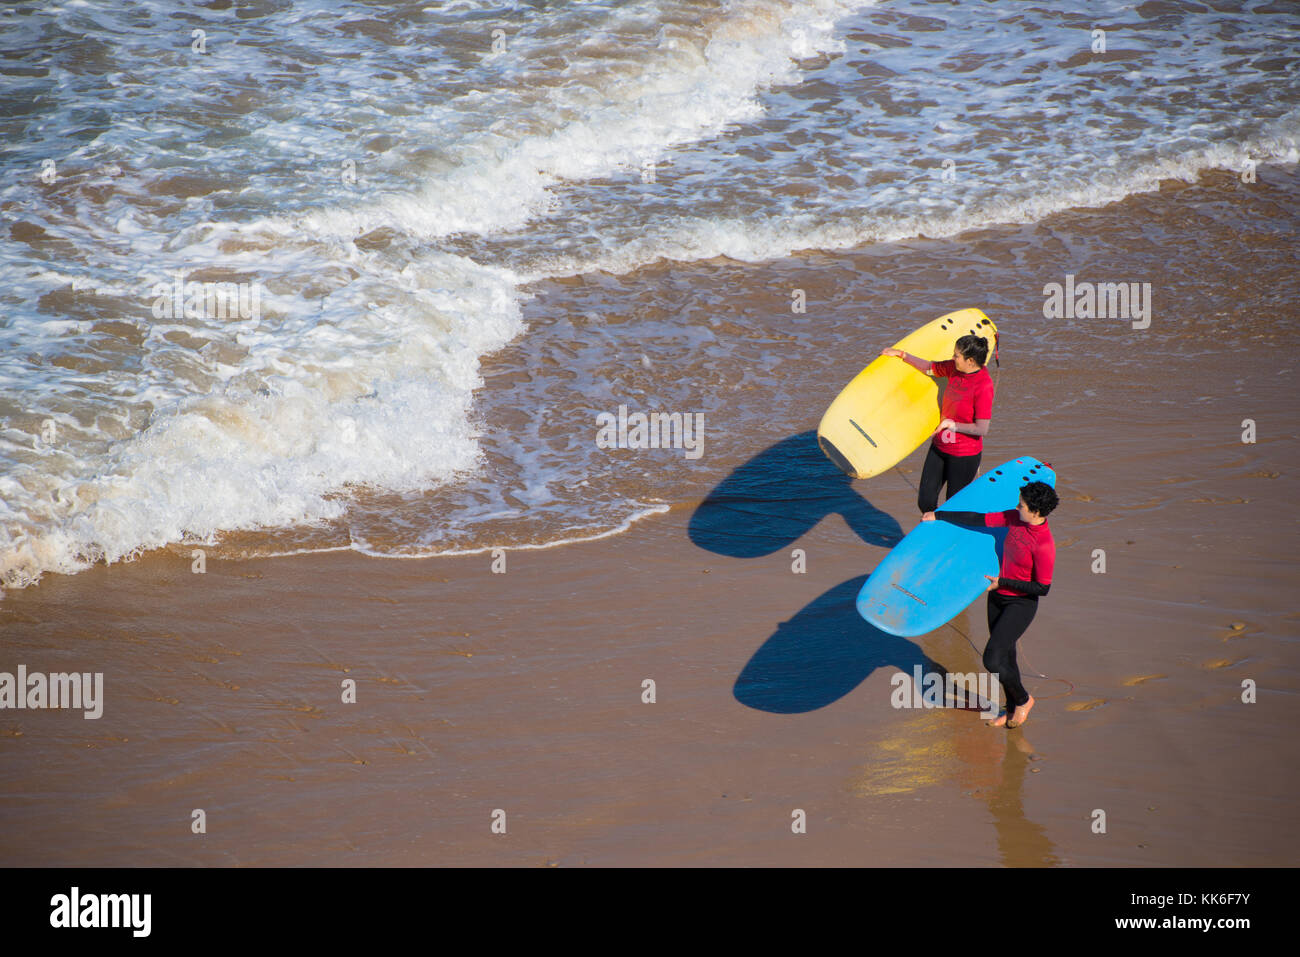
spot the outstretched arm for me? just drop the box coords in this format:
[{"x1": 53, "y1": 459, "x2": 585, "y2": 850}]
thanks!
[
  {"x1": 926, "y1": 510, "x2": 986, "y2": 527},
  {"x1": 880, "y1": 347, "x2": 932, "y2": 374}
]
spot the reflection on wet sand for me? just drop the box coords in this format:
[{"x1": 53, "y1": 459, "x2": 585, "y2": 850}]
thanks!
[{"x1": 848, "y1": 609, "x2": 1061, "y2": 866}]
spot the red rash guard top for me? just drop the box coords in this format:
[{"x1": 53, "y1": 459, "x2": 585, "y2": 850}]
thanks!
[
  {"x1": 928, "y1": 360, "x2": 994, "y2": 457},
  {"x1": 984, "y1": 510, "x2": 1054, "y2": 597}
]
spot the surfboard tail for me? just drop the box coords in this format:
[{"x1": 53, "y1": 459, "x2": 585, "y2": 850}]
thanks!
[{"x1": 817, "y1": 433, "x2": 860, "y2": 479}]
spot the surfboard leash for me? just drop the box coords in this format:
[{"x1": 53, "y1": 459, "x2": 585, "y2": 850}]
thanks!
[
  {"x1": 991, "y1": 329, "x2": 1001, "y2": 393},
  {"x1": 944, "y1": 619, "x2": 1074, "y2": 694},
  {"x1": 945, "y1": 619, "x2": 985, "y2": 661}
]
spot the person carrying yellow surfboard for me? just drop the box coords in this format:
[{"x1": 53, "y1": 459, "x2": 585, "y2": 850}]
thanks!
[{"x1": 880, "y1": 334, "x2": 994, "y2": 518}]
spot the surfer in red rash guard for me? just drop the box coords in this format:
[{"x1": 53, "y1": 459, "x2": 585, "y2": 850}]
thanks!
[
  {"x1": 922, "y1": 480, "x2": 1058, "y2": 728},
  {"x1": 881, "y1": 334, "x2": 994, "y2": 518}
]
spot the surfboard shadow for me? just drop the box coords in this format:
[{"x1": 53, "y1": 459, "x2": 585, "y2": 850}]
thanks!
[
  {"x1": 734, "y1": 574, "x2": 950, "y2": 714},
  {"x1": 689, "y1": 431, "x2": 902, "y2": 558}
]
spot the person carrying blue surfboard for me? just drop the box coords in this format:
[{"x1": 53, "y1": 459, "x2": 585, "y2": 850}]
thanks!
[
  {"x1": 922, "y1": 480, "x2": 1058, "y2": 728},
  {"x1": 881, "y1": 334, "x2": 994, "y2": 518}
]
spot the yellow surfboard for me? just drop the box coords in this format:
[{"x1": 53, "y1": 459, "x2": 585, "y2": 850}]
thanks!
[{"x1": 817, "y1": 308, "x2": 998, "y2": 479}]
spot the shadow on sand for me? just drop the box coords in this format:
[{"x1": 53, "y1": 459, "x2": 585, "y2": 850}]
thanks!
[
  {"x1": 733, "y1": 574, "x2": 951, "y2": 714},
  {"x1": 688, "y1": 430, "x2": 902, "y2": 558}
]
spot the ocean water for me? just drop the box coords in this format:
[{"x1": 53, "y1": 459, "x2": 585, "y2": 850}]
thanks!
[{"x1": 1, "y1": 0, "x2": 1298, "y2": 589}]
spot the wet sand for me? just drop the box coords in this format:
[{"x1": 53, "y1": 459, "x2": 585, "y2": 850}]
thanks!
[{"x1": 2, "y1": 166, "x2": 1298, "y2": 866}]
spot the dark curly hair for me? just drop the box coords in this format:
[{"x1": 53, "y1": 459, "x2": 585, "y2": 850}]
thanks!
[
  {"x1": 955, "y1": 334, "x2": 989, "y2": 366},
  {"x1": 1019, "y1": 480, "x2": 1058, "y2": 518}
]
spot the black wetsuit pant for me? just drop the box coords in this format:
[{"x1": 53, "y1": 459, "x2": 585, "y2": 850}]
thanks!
[
  {"x1": 917, "y1": 444, "x2": 981, "y2": 513},
  {"x1": 984, "y1": 591, "x2": 1036, "y2": 710}
]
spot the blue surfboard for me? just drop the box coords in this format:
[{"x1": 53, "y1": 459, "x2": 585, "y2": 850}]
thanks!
[{"x1": 856, "y1": 457, "x2": 1056, "y2": 637}]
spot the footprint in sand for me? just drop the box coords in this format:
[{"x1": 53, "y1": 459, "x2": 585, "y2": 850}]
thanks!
[
  {"x1": 1218, "y1": 622, "x2": 1254, "y2": 640},
  {"x1": 1245, "y1": 470, "x2": 1280, "y2": 479},
  {"x1": 1121, "y1": 674, "x2": 1167, "y2": 687},
  {"x1": 1201, "y1": 658, "x2": 1244, "y2": 670},
  {"x1": 1066, "y1": 698, "x2": 1108, "y2": 712}
]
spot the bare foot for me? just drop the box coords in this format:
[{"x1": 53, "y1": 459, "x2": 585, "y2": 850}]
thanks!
[
  {"x1": 989, "y1": 710, "x2": 1008, "y2": 727},
  {"x1": 1007, "y1": 695, "x2": 1036, "y2": 729}
]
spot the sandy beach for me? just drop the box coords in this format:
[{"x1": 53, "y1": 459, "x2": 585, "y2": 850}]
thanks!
[{"x1": 3, "y1": 165, "x2": 1297, "y2": 867}]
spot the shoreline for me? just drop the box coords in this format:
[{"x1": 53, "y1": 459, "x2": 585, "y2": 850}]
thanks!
[{"x1": 2, "y1": 167, "x2": 1298, "y2": 866}]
